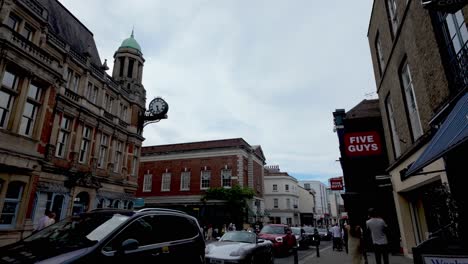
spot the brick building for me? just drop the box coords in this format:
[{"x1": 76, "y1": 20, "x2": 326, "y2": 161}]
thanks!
[
  {"x1": 138, "y1": 138, "x2": 267, "y2": 227},
  {"x1": 368, "y1": 0, "x2": 467, "y2": 257},
  {"x1": 0, "y1": 0, "x2": 146, "y2": 245}
]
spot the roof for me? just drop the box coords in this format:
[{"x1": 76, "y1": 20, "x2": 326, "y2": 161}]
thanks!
[
  {"x1": 142, "y1": 138, "x2": 266, "y2": 161},
  {"x1": 37, "y1": 0, "x2": 102, "y2": 66},
  {"x1": 120, "y1": 31, "x2": 142, "y2": 52},
  {"x1": 345, "y1": 99, "x2": 381, "y2": 119}
]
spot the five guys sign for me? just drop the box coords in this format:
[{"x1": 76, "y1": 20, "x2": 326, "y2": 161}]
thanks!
[
  {"x1": 330, "y1": 177, "x2": 344, "y2": 190},
  {"x1": 344, "y1": 131, "x2": 382, "y2": 157}
]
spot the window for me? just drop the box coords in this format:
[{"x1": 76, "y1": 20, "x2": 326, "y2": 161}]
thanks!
[
  {"x1": 118, "y1": 57, "x2": 125, "y2": 77},
  {"x1": 286, "y1": 198, "x2": 291, "y2": 209},
  {"x1": 273, "y1": 184, "x2": 278, "y2": 192},
  {"x1": 120, "y1": 104, "x2": 128, "y2": 121},
  {"x1": 79, "y1": 126, "x2": 92, "y2": 163},
  {"x1": 20, "y1": 24, "x2": 35, "y2": 41},
  {"x1": 180, "y1": 171, "x2": 190, "y2": 191},
  {"x1": 86, "y1": 83, "x2": 98, "y2": 104},
  {"x1": 161, "y1": 172, "x2": 171, "y2": 191},
  {"x1": 19, "y1": 82, "x2": 42, "y2": 136},
  {"x1": 387, "y1": 0, "x2": 398, "y2": 35},
  {"x1": 113, "y1": 141, "x2": 123, "y2": 173},
  {"x1": 66, "y1": 69, "x2": 80, "y2": 93},
  {"x1": 285, "y1": 184, "x2": 289, "y2": 192},
  {"x1": 6, "y1": 13, "x2": 20, "y2": 31},
  {"x1": 385, "y1": 95, "x2": 401, "y2": 157},
  {"x1": 304, "y1": 183, "x2": 311, "y2": 190},
  {"x1": 376, "y1": 33, "x2": 385, "y2": 75},
  {"x1": 293, "y1": 199, "x2": 298, "y2": 209},
  {"x1": 273, "y1": 198, "x2": 278, "y2": 208},
  {"x1": 401, "y1": 62, "x2": 423, "y2": 140},
  {"x1": 98, "y1": 134, "x2": 109, "y2": 168},
  {"x1": 445, "y1": 10, "x2": 468, "y2": 55},
  {"x1": 201, "y1": 170, "x2": 211, "y2": 189},
  {"x1": 1, "y1": 70, "x2": 20, "y2": 128},
  {"x1": 104, "y1": 94, "x2": 114, "y2": 113},
  {"x1": 0, "y1": 181, "x2": 24, "y2": 226},
  {"x1": 221, "y1": 169, "x2": 232, "y2": 188},
  {"x1": 127, "y1": 59, "x2": 135, "y2": 78},
  {"x1": 143, "y1": 173, "x2": 152, "y2": 192},
  {"x1": 132, "y1": 146, "x2": 139, "y2": 176},
  {"x1": 55, "y1": 116, "x2": 71, "y2": 158}
]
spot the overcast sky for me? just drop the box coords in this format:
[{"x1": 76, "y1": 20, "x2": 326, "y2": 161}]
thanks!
[{"x1": 60, "y1": 0, "x2": 376, "y2": 183}]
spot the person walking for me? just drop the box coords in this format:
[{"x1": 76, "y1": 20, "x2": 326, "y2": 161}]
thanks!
[
  {"x1": 331, "y1": 223, "x2": 342, "y2": 251},
  {"x1": 47, "y1": 212, "x2": 56, "y2": 227},
  {"x1": 35, "y1": 210, "x2": 51, "y2": 232},
  {"x1": 312, "y1": 228, "x2": 321, "y2": 257},
  {"x1": 347, "y1": 222, "x2": 364, "y2": 264},
  {"x1": 207, "y1": 224, "x2": 213, "y2": 241},
  {"x1": 343, "y1": 223, "x2": 349, "y2": 254},
  {"x1": 366, "y1": 208, "x2": 389, "y2": 264}
]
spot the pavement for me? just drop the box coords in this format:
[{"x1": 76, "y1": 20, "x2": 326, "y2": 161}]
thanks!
[{"x1": 276, "y1": 241, "x2": 413, "y2": 264}]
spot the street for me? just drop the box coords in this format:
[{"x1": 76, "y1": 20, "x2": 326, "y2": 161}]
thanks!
[{"x1": 275, "y1": 241, "x2": 413, "y2": 264}]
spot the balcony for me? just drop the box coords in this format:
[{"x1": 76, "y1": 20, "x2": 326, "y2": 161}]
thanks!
[
  {"x1": 104, "y1": 111, "x2": 114, "y2": 121},
  {"x1": 449, "y1": 41, "x2": 468, "y2": 93},
  {"x1": 64, "y1": 88, "x2": 80, "y2": 103}
]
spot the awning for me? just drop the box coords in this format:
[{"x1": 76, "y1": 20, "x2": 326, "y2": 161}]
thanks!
[{"x1": 406, "y1": 92, "x2": 468, "y2": 176}]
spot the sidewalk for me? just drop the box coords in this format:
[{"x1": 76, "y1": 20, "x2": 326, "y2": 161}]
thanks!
[{"x1": 301, "y1": 245, "x2": 413, "y2": 264}]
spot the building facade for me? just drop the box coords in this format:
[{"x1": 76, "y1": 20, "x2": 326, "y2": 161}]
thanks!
[
  {"x1": 264, "y1": 165, "x2": 300, "y2": 226},
  {"x1": 298, "y1": 180, "x2": 330, "y2": 226},
  {"x1": 298, "y1": 185, "x2": 315, "y2": 226},
  {"x1": 327, "y1": 188, "x2": 344, "y2": 225},
  {"x1": 368, "y1": 0, "x2": 467, "y2": 257},
  {"x1": 137, "y1": 138, "x2": 266, "y2": 228},
  {"x1": 0, "y1": 0, "x2": 146, "y2": 245}
]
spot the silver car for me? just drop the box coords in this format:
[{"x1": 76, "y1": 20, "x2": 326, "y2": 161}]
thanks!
[{"x1": 205, "y1": 231, "x2": 274, "y2": 264}]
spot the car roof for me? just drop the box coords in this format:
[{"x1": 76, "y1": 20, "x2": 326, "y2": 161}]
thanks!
[{"x1": 266, "y1": 224, "x2": 288, "y2": 227}]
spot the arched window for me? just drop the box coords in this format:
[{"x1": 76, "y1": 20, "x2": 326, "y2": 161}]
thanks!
[
  {"x1": 0, "y1": 181, "x2": 25, "y2": 226},
  {"x1": 113, "y1": 200, "x2": 121, "y2": 209},
  {"x1": 127, "y1": 201, "x2": 134, "y2": 210}
]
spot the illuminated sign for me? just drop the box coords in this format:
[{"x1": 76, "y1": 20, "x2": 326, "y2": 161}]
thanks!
[{"x1": 330, "y1": 177, "x2": 344, "y2": 190}]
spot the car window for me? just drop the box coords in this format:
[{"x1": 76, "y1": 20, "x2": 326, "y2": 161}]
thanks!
[
  {"x1": 103, "y1": 214, "x2": 198, "y2": 252},
  {"x1": 260, "y1": 225, "x2": 286, "y2": 234}
]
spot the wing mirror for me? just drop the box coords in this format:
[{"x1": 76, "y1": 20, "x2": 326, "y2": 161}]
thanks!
[
  {"x1": 257, "y1": 238, "x2": 265, "y2": 243},
  {"x1": 120, "y1": 239, "x2": 139, "y2": 253}
]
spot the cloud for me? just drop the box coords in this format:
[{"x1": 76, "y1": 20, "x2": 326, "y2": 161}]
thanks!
[{"x1": 60, "y1": 0, "x2": 375, "y2": 182}]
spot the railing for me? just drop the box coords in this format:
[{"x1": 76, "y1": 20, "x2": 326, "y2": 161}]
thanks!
[
  {"x1": 104, "y1": 111, "x2": 113, "y2": 121},
  {"x1": 10, "y1": 30, "x2": 53, "y2": 65},
  {"x1": 64, "y1": 88, "x2": 80, "y2": 102},
  {"x1": 449, "y1": 41, "x2": 468, "y2": 92},
  {"x1": 119, "y1": 120, "x2": 128, "y2": 128},
  {"x1": 70, "y1": 48, "x2": 87, "y2": 65},
  {"x1": 47, "y1": 33, "x2": 66, "y2": 49}
]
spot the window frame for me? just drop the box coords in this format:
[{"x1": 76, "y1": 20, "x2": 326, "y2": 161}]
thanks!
[
  {"x1": 98, "y1": 133, "x2": 109, "y2": 169},
  {"x1": 180, "y1": 171, "x2": 191, "y2": 191},
  {"x1": 385, "y1": 94, "x2": 402, "y2": 158},
  {"x1": 142, "y1": 173, "x2": 152, "y2": 192},
  {"x1": 6, "y1": 13, "x2": 21, "y2": 31},
  {"x1": 131, "y1": 146, "x2": 139, "y2": 176},
  {"x1": 113, "y1": 140, "x2": 123, "y2": 173},
  {"x1": 386, "y1": 0, "x2": 399, "y2": 36},
  {"x1": 273, "y1": 198, "x2": 279, "y2": 209},
  {"x1": 19, "y1": 82, "x2": 42, "y2": 137},
  {"x1": 221, "y1": 169, "x2": 232, "y2": 188},
  {"x1": 0, "y1": 181, "x2": 25, "y2": 228},
  {"x1": 400, "y1": 60, "x2": 423, "y2": 141},
  {"x1": 272, "y1": 184, "x2": 278, "y2": 192},
  {"x1": 200, "y1": 170, "x2": 211, "y2": 190},
  {"x1": 161, "y1": 172, "x2": 171, "y2": 192},
  {"x1": 55, "y1": 116, "x2": 72, "y2": 158},
  {"x1": 375, "y1": 32, "x2": 386, "y2": 75},
  {"x1": 78, "y1": 126, "x2": 92, "y2": 164}
]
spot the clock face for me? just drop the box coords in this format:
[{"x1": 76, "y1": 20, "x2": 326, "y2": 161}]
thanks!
[{"x1": 149, "y1": 98, "x2": 168, "y2": 115}]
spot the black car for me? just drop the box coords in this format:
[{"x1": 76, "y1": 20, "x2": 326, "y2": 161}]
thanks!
[
  {"x1": 291, "y1": 227, "x2": 309, "y2": 249},
  {"x1": 0, "y1": 208, "x2": 205, "y2": 264},
  {"x1": 317, "y1": 228, "x2": 332, "y2": 241}
]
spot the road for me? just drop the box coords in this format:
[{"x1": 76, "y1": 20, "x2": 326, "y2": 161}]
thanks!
[{"x1": 275, "y1": 240, "x2": 333, "y2": 264}]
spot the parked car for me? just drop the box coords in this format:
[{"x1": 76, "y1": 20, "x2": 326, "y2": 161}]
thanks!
[
  {"x1": 258, "y1": 224, "x2": 297, "y2": 256},
  {"x1": 303, "y1": 227, "x2": 319, "y2": 246},
  {"x1": 0, "y1": 208, "x2": 205, "y2": 264},
  {"x1": 317, "y1": 227, "x2": 332, "y2": 241},
  {"x1": 205, "y1": 231, "x2": 274, "y2": 264},
  {"x1": 291, "y1": 227, "x2": 309, "y2": 249}
]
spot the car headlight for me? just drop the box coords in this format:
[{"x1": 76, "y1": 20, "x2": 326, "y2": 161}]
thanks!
[{"x1": 275, "y1": 237, "x2": 283, "y2": 243}]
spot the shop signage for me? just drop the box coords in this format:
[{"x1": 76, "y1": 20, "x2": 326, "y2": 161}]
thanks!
[
  {"x1": 421, "y1": 0, "x2": 468, "y2": 13},
  {"x1": 422, "y1": 255, "x2": 468, "y2": 264},
  {"x1": 344, "y1": 131, "x2": 382, "y2": 157},
  {"x1": 134, "y1": 198, "x2": 145, "y2": 208},
  {"x1": 330, "y1": 177, "x2": 344, "y2": 190}
]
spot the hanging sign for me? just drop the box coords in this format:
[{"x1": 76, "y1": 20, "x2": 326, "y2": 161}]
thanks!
[{"x1": 344, "y1": 131, "x2": 382, "y2": 157}]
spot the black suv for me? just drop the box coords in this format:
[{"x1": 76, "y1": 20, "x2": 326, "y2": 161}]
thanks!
[{"x1": 0, "y1": 208, "x2": 205, "y2": 264}]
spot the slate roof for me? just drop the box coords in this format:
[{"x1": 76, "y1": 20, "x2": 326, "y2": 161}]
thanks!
[
  {"x1": 345, "y1": 99, "x2": 381, "y2": 119},
  {"x1": 37, "y1": 0, "x2": 102, "y2": 66}
]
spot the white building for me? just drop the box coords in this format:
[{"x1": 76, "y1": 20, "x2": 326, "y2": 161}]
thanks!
[
  {"x1": 299, "y1": 180, "x2": 330, "y2": 226},
  {"x1": 298, "y1": 186, "x2": 315, "y2": 226},
  {"x1": 327, "y1": 189, "x2": 344, "y2": 225},
  {"x1": 264, "y1": 165, "x2": 300, "y2": 226}
]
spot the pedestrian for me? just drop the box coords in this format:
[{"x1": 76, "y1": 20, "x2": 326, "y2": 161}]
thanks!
[
  {"x1": 312, "y1": 228, "x2": 321, "y2": 257},
  {"x1": 343, "y1": 223, "x2": 349, "y2": 254},
  {"x1": 347, "y1": 221, "x2": 364, "y2": 264},
  {"x1": 366, "y1": 208, "x2": 389, "y2": 264},
  {"x1": 331, "y1": 223, "x2": 342, "y2": 251},
  {"x1": 47, "y1": 212, "x2": 56, "y2": 227},
  {"x1": 207, "y1": 224, "x2": 213, "y2": 241},
  {"x1": 35, "y1": 209, "x2": 51, "y2": 232}
]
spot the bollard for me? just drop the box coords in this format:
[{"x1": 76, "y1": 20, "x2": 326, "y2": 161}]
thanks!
[{"x1": 293, "y1": 247, "x2": 299, "y2": 264}]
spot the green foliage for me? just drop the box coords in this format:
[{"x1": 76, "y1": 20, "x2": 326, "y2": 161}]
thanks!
[{"x1": 202, "y1": 185, "x2": 254, "y2": 206}]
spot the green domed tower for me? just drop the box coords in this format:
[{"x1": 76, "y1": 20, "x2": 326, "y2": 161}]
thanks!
[{"x1": 112, "y1": 30, "x2": 145, "y2": 92}]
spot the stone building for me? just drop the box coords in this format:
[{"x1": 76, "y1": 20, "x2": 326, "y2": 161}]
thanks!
[
  {"x1": 264, "y1": 165, "x2": 300, "y2": 226},
  {"x1": 138, "y1": 138, "x2": 267, "y2": 228},
  {"x1": 368, "y1": 0, "x2": 467, "y2": 257},
  {"x1": 0, "y1": 0, "x2": 146, "y2": 245}
]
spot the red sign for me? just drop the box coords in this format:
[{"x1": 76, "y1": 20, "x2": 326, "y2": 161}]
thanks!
[
  {"x1": 344, "y1": 131, "x2": 382, "y2": 157},
  {"x1": 330, "y1": 177, "x2": 344, "y2": 190}
]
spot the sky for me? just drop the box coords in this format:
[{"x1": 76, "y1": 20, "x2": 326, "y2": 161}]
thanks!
[{"x1": 60, "y1": 0, "x2": 377, "y2": 183}]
